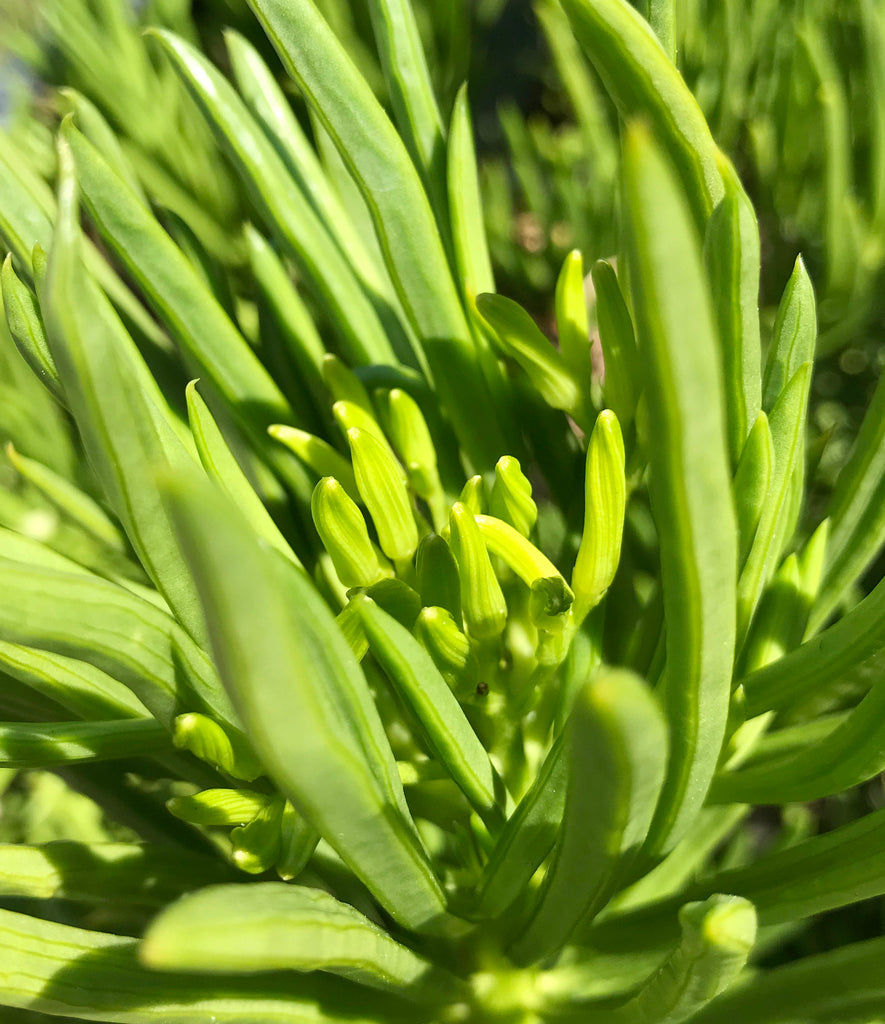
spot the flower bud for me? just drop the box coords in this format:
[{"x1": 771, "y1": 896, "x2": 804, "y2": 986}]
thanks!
[
  {"x1": 449, "y1": 502, "x2": 507, "y2": 641},
  {"x1": 572, "y1": 409, "x2": 626, "y2": 621},
  {"x1": 311, "y1": 476, "x2": 383, "y2": 589},
  {"x1": 172, "y1": 712, "x2": 263, "y2": 781},
  {"x1": 268, "y1": 424, "x2": 359, "y2": 501},
  {"x1": 348, "y1": 427, "x2": 418, "y2": 564},
  {"x1": 490, "y1": 456, "x2": 537, "y2": 537},
  {"x1": 459, "y1": 475, "x2": 486, "y2": 515},
  {"x1": 166, "y1": 788, "x2": 270, "y2": 826},
  {"x1": 386, "y1": 388, "x2": 440, "y2": 502},
  {"x1": 230, "y1": 797, "x2": 284, "y2": 874},
  {"x1": 277, "y1": 801, "x2": 318, "y2": 881},
  {"x1": 415, "y1": 606, "x2": 479, "y2": 700}
]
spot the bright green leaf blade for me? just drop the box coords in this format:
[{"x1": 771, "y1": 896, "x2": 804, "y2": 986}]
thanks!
[
  {"x1": 558, "y1": 0, "x2": 724, "y2": 227},
  {"x1": 246, "y1": 0, "x2": 510, "y2": 471},
  {"x1": 591, "y1": 259, "x2": 639, "y2": 428},
  {"x1": 0, "y1": 719, "x2": 168, "y2": 769},
  {"x1": 622, "y1": 124, "x2": 737, "y2": 854},
  {"x1": 511, "y1": 669, "x2": 667, "y2": 964},
  {"x1": 0, "y1": 558, "x2": 233, "y2": 730},
  {"x1": 1, "y1": 255, "x2": 62, "y2": 401},
  {"x1": 186, "y1": 381, "x2": 301, "y2": 567},
  {"x1": 160, "y1": 472, "x2": 449, "y2": 934},
  {"x1": 0, "y1": 842, "x2": 233, "y2": 905},
  {"x1": 761, "y1": 257, "x2": 816, "y2": 413},
  {"x1": 733, "y1": 412, "x2": 773, "y2": 568},
  {"x1": 0, "y1": 908, "x2": 414, "y2": 1023},
  {"x1": 354, "y1": 595, "x2": 504, "y2": 827},
  {"x1": 142, "y1": 882, "x2": 465, "y2": 1001}
]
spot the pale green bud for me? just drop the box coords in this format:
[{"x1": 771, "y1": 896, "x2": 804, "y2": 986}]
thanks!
[
  {"x1": 554, "y1": 249, "x2": 592, "y2": 379},
  {"x1": 277, "y1": 801, "x2": 318, "y2": 881},
  {"x1": 449, "y1": 501, "x2": 507, "y2": 641},
  {"x1": 166, "y1": 788, "x2": 271, "y2": 826},
  {"x1": 415, "y1": 606, "x2": 479, "y2": 700},
  {"x1": 459, "y1": 475, "x2": 486, "y2": 515},
  {"x1": 323, "y1": 353, "x2": 373, "y2": 414},
  {"x1": 572, "y1": 409, "x2": 626, "y2": 621},
  {"x1": 311, "y1": 476, "x2": 383, "y2": 589},
  {"x1": 348, "y1": 427, "x2": 418, "y2": 563},
  {"x1": 386, "y1": 388, "x2": 440, "y2": 501},
  {"x1": 230, "y1": 797, "x2": 284, "y2": 874},
  {"x1": 474, "y1": 513, "x2": 573, "y2": 631},
  {"x1": 172, "y1": 713, "x2": 263, "y2": 781},
  {"x1": 333, "y1": 399, "x2": 387, "y2": 445},
  {"x1": 490, "y1": 456, "x2": 537, "y2": 537},
  {"x1": 268, "y1": 424, "x2": 359, "y2": 501}
]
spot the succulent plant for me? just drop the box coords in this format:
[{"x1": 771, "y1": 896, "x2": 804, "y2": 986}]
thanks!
[{"x1": 1, "y1": 1, "x2": 885, "y2": 1022}]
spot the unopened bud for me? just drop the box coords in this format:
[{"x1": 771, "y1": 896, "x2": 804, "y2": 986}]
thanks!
[
  {"x1": 172, "y1": 712, "x2": 263, "y2": 781},
  {"x1": 230, "y1": 797, "x2": 284, "y2": 874},
  {"x1": 268, "y1": 424, "x2": 359, "y2": 501},
  {"x1": 311, "y1": 476, "x2": 383, "y2": 589},
  {"x1": 415, "y1": 606, "x2": 479, "y2": 699},
  {"x1": 348, "y1": 427, "x2": 418, "y2": 563},
  {"x1": 490, "y1": 456, "x2": 537, "y2": 537},
  {"x1": 449, "y1": 502, "x2": 507, "y2": 641}
]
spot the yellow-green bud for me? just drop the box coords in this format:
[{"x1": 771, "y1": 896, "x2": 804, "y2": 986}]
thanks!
[
  {"x1": 459, "y1": 475, "x2": 486, "y2": 515},
  {"x1": 268, "y1": 424, "x2": 359, "y2": 501},
  {"x1": 386, "y1": 388, "x2": 440, "y2": 501},
  {"x1": 490, "y1": 456, "x2": 537, "y2": 537},
  {"x1": 554, "y1": 249, "x2": 592, "y2": 379},
  {"x1": 333, "y1": 399, "x2": 391, "y2": 452},
  {"x1": 311, "y1": 476, "x2": 383, "y2": 589},
  {"x1": 166, "y1": 788, "x2": 271, "y2": 826},
  {"x1": 348, "y1": 427, "x2": 418, "y2": 563},
  {"x1": 277, "y1": 801, "x2": 318, "y2": 881},
  {"x1": 415, "y1": 606, "x2": 479, "y2": 700},
  {"x1": 449, "y1": 502, "x2": 507, "y2": 641},
  {"x1": 172, "y1": 713, "x2": 263, "y2": 781},
  {"x1": 572, "y1": 409, "x2": 626, "y2": 621},
  {"x1": 230, "y1": 797, "x2": 284, "y2": 874}
]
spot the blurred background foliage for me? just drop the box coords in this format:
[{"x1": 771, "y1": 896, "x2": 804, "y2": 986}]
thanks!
[{"x1": 1, "y1": 0, "x2": 885, "y2": 978}]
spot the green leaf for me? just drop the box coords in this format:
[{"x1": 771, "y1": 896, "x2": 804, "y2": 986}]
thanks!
[
  {"x1": 689, "y1": 936, "x2": 885, "y2": 1024},
  {"x1": 416, "y1": 534, "x2": 461, "y2": 620},
  {"x1": 732, "y1": 412, "x2": 773, "y2": 567},
  {"x1": 736, "y1": 363, "x2": 813, "y2": 641},
  {"x1": 150, "y1": 29, "x2": 398, "y2": 369},
  {"x1": 761, "y1": 257, "x2": 816, "y2": 413},
  {"x1": 812, "y1": 364, "x2": 885, "y2": 633},
  {"x1": 364, "y1": 0, "x2": 447, "y2": 220},
  {"x1": 0, "y1": 255, "x2": 62, "y2": 401},
  {"x1": 741, "y1": 572, "x2": 885, "y2": 718},
  {"x1": 703, "y1": 157, "x2": 762, "y2": 466},
  {"x1": 0, "y1": 719, "x2": 169, "y2": 769},
  {"x1": 0, "y1": 842, "x2": 233, "y2": 905},
  {"x1": 591, "y1": 259, "x2": 639, "y2": 428},
  {"x1": 246, "y1": 0, "x2": 510, "y2": 471},
  {"x1": 510, "y1": 668, "x2": 668, "y2": 964},
  {"x1": 186, "y1": 381, "x2": 301, "y2": 568},
  {"x1": 44, "y1": 138, "x2": 210, "y2": 645},
  {"x1": 622, "y1": 123, "x2": 737, "y2": 854},
  {"x1": 354, "y1": 595, "x2": 504, "y2": 827},
  {"x1": 268, "y1": 424, "x2": 360, "y2": 502},
  {"x1": 447, "y1": 84, "x2": 495, "y2": 297},
  {"x1": 142, "y1": 882, "x2": 465, "y2": 1001},
  {"x1": 0, "y1": 558, "x2": 234, "y2": 730},
  {"x1": 0, "y1": 642, "x2": 147, "y2": 721},
  {"x1": 558, "y1": 0, "x2": 724, "y2": 227},
  {"x1": 0, "y1": 908, "x2": 414, "y2": 1023},
  {"x1": 586, "y1": 896, "x2": 756, "y2": 1024},
  {"x1": 161, "y1": 472, "x2": 449, "y2": 934}
]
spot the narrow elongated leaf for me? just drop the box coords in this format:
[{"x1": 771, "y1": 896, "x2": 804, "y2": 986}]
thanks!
[
  {"x1": 0, "y1": 642, "x2": 147, "y2": 720},
  {"x1": 1, "y1": 255, "x2": 61, "y2": 400},
  {"x1": 142, "y1": 882, "x2": 465, "y2": 1001},
  {"x1": 0, "y1": 909, "x2": 413, "y2": 1023},
  {"x1": 690, "y1": 936, "x2": 885, "y2": 1024},
  {"x1": 44, "y1": 140, "x2": 209, "y2": 645},
  {"x1": 0, "y1": 719, "x2": 168, "y2": 768},
  {"x1": 591, "y1": 259, "x2": 639, "y2": 428},
  {"x1": 186, "y1": 381, "x2": 300, "y2": 567},
  {"x1": 0, "y1": 842, "x2": 233, "y2": 905},
  {"x1": 365, "y1": 0, "x2": 447, "y2": 218},
  {"x1": 736, "y1": 363, "x2": 812, "y2": 643},
  {"x1": 558, "y1": 0, "x2": 724, "y2": 226},
  {"x1": 511, "y1": 669, "x2": 667, "y2": 964},
  {"x1": 151, "y1": 30, "x2": 398, "y2": 369},
  {"x1": 0, "y1": 558, "x2": 233, "y2": 729},
  {"x1": 732, "y1": 412, "x2": 773, "y2": 567},
  {"x1": 161, "y1": 473, "x2": 449, "y2": 933},
  {"x1": 742, "y1": 573, "x2": 885, "y2": 717},
  {"x1": 246, "y1": 0, "x2": 510, "y2": 471},
  {"x1": 448, "y1": 84, "x2": 495, "y2": 296},
  {"x1": 761, "y1": 257, "x2": 816, "y2": 413},
  {"x1": 476, "y1": 734, "x2": 566, "y2": 919},
  {"x1": 622, "y1": 124, "x2": 737, "y2": 854},
  {"x1": 703, "y1": 158, "x2": 762, "y2": 466},
  {"x1": 354, "y1": 596, "x2": 504, "y2": 827},
  {"x1": 812, "y1": 366, "x2": 885, "y2": 632}
]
